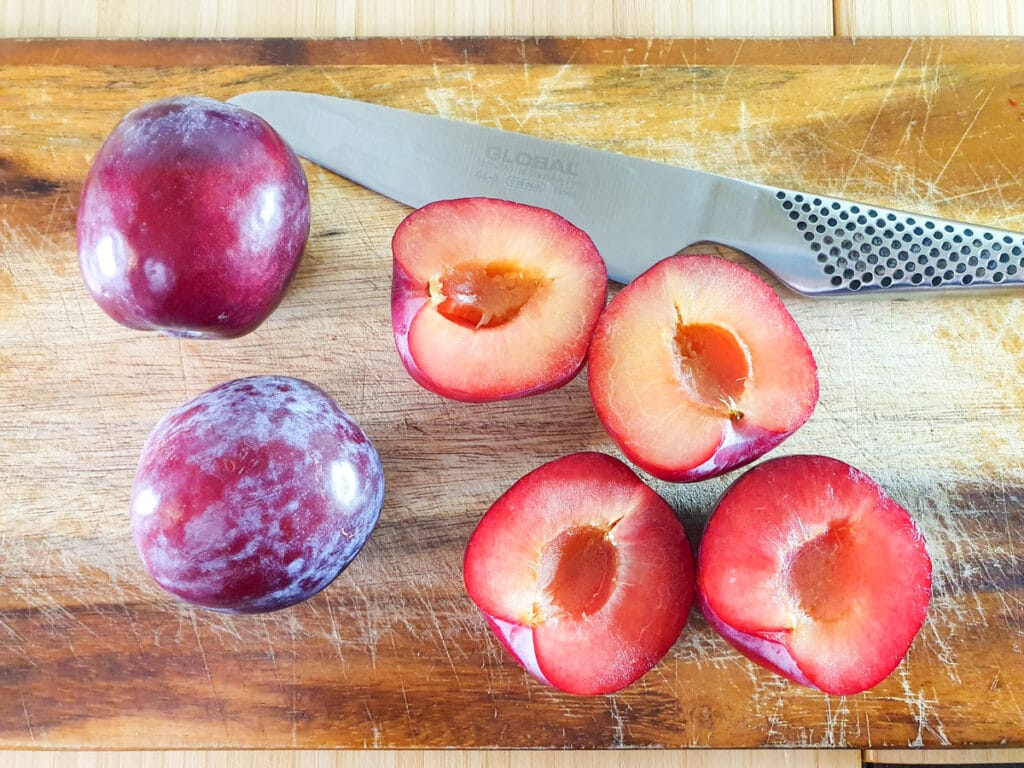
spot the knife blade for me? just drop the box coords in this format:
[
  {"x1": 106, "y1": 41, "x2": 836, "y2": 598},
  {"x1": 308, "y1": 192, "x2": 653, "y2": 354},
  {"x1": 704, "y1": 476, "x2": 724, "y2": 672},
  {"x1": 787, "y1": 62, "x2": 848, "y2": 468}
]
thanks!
[{"x1": 228, "y1": 90, "x2": 1024, "y2": 295}]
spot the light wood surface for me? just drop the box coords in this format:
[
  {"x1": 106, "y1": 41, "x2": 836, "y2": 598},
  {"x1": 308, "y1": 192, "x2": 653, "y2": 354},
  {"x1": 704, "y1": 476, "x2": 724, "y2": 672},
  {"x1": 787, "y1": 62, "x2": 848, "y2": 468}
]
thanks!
[
  {"x1": 5, "y1": 0, "x2": 1024, "y2": 37},
  {"x1": 864, "y1": 748, "x2": 1024, "y2": 764},
  {"x1": 834, "y1": 0, "x2": 1024, "y2": 35},
  {"x1": 3, "y1": 3, "x2": 1024, "y2": 768},
  {"x1": 1, "y1": 0, "x2": 835, "y2": 37}
]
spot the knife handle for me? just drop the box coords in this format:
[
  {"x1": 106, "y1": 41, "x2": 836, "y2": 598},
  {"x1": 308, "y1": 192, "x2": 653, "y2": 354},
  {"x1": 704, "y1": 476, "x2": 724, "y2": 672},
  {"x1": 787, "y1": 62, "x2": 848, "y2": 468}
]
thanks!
[{"x1": 750, "y1": 187, "x2": 1024, "y2": 296}]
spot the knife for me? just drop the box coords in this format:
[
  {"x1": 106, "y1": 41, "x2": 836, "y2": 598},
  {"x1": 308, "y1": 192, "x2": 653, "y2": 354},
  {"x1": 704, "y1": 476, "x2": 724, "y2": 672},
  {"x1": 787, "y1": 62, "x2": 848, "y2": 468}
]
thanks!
[{"x1": 228, "y1": 90, "x2": 1024, "y2": 296}]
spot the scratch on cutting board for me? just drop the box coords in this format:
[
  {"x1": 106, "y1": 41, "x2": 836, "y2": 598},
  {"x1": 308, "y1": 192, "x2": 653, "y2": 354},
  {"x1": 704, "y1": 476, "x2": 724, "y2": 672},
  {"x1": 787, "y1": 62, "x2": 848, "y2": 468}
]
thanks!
[
  {"x1": 671, "y1": 618, "x2": 735, "y2": 671},
  {"x1": 188, "y1": 609, "x2": 220, "y2": 707},
  {"x1": 892, "y1": 43, "x2": 940, "y2": 159},
  {"x1": 260, "y1": 614, "x2": 282, "y2": 683},
  {"x1": 518, "y1": 39, "x2": 531, "y2": 86},
  {"x1": 175, "y1": 337, "x2": 191, "y2": 402},
  {"x1": 424, "y1": 63, "x2": 464, "y2": 120},
  {"x1": 821, "y1": 694, "x2": 852, "y2": 747},
  {"x1": 521, "y1": 62, "x2": 580, "y2": 129},
  {"x1": 607, "y1": 695, "x2": 626, "y2": 747},
  {"x1": 424, "y1": 61, "x2": 592, "y2": 136},
  {"x1": 364, "y1": 703, "x2": 383, "y2": 748},
  {"x1": 405, "y1": 580, "x2": 481, "y2": 686},
  {"x1": 897, "y1": 666, "x2": 950, "y2": 747},
  {"x1": 911, "y1": 468, "x2": 1023, "y2": 685},
  {"x1": 914, "y1": 498, "x2": 975, "y2": 681},
  {"x1": 425, "y1": 600, "x2": 462, "y2": 686},
  {"x1": 104, "y1": 566, "x2": 146, "y2": 658},
  {"x1": 913, "y1": 46, "x2": 940, "y2": 151},
  {"x1": 208, "y1": 612, "x2": 249, "y2": 646},
  {"x1": 933, "y1": 87, "x2": 995, "y2": 187},
  {"x1": 720, "y1": 39, "x2": 746, "y2": 90},
  {"x1": 634, "y1": 37, "x2": 655, "y2": 68},
  {"x1": 19, "y1": 694, "x2": 37, "y2": 746},
  {"x1": 492, "y1": 95, "x2": 528, "y2": 131},
  {"x1": 10, "y1": 554, "x2": 97, "y2": 647},
  {"x1": 288, "y1": 619, "x2": 300, "y2": 748},
  {"x1": 939, "y1": 168, "x2": 1024, "y2": 208},
  {"x1": 318, "y1": 67, "x2": 353, "y2": 98},
  {"x1": 321, "y1": 592, "x2": 348, "y2": 666},
  {"x1": 399, "y1": 681, "x2": 415, "y2": 736},
  {"x1": 43, "y1": 189, "x2": 69, "y2": 237},
  {"x1": 1007, "y1": 682, "x2": 1024, "y2": 727},
  {"x1": 0, "y1": 613, "x2": 28, "y2": 656},
  {"x1": 748, "y1": 674, "x2": 790, "y2": 745},
  {"x1": 345, "y1": 578, "x2": 381, "y2": 669},
  {"x1": 841, "y1": 42, "x2": 914, "y2": 196},
  {"x1": 462, "y1": 50, "x2": 481, "y2": 125},
  {"x1": 735, "y1": 99, "x2": 774, "y2": 184}
]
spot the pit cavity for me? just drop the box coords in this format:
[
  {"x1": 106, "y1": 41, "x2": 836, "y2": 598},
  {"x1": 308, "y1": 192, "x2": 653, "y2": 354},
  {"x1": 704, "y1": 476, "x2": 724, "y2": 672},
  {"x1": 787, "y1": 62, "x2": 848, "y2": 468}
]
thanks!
[
  {"x1": 538, "y1": 524, "x2": 618, "y2": 620},
  {"x1": 430, "y1": 262, "x2": 543, "y2": 329},
  {"x1": 673, "y1": 319, "x2": 751, "y2": 416},
  {"x1": 787, "y1": 522, "x2": 858, "y2": 624}
]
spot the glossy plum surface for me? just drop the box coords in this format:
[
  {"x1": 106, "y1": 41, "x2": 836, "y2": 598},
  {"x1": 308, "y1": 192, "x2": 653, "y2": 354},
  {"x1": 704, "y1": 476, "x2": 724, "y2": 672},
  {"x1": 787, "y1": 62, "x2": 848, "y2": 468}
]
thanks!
[
  {"x1": 464, "y1": 452, "x2": 694, "y2": 695},
  {"x1": 77, "y1": 96, "x2": 310, "y2": 338},
  {"x1": 391, "y1": 197, "x2": 607, "y2": 402},
  {"x1": 131, "y1": 376, "x2": 384, "y2": 613},
  {"x1": 698, "y1": 455, "x2": 932, "y2": 695},
  {"x1": 588, "y1": 254, "x2": 818, "y2": 482}
]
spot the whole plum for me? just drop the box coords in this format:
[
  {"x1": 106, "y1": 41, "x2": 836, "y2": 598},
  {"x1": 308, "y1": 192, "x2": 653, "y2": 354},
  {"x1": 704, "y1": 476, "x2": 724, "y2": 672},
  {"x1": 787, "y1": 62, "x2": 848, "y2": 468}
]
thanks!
[
  {"x1": 77, "y1": 96, "x2": 310, "y2": 338},
  {"x1": 131, "y1": 376, "x2": 384, "y2": 613}
]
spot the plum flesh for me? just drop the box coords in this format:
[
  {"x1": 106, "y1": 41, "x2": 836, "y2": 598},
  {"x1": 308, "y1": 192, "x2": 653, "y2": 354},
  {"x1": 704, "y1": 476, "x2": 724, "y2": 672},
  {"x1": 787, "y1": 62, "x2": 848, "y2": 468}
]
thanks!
[
  {"x1": 464, "y1": 452, "x2": 694, "y2": 695},
  {"x1": 697, "y1": 455, "x2": 932, "y2": 695},
  {"x1": 390, "y1": 197, "x2": 607, "y2": 402},
  {"x1": 588, "y1": 254, "x2": 818, "y2": 482}
]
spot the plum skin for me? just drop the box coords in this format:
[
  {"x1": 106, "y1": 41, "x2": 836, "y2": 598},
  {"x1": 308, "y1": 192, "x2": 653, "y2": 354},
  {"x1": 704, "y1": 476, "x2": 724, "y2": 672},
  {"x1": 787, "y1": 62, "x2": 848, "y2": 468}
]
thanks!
[
  {"x1": 697, "y1": 455, "x2": 932, "y2": 695},
  {"x1": 130, "y1": 376, "x2": 384, "y2": 613},
  {"x1": 77, "y1": 96, "x2": 310, "y2": 339},
  {"x1": 464, "y1": 452, "x2": 695, "y2": 695}
]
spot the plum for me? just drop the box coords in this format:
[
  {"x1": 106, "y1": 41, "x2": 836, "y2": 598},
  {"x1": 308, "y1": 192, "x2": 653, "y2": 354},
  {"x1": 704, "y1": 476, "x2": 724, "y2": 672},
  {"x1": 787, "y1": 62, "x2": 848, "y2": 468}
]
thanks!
[
  {"x1": 698, "y1": 455, "x2": 932, "y2": 694},
  {"x1": 77, "y1": 96, "x2": 310, "y2": 338},
  {"x1": 464, "y1": 452, "x2": 694, "y2": 695},
  {"x1": 391, "y1": 197, "x2": 607, "y2": 402},
  {"x1": 588, "y1": 254, "x2": 818, "y2": 482},
  {"x1": 130, "y1": 376, "x2": 384, "y2": 613}
]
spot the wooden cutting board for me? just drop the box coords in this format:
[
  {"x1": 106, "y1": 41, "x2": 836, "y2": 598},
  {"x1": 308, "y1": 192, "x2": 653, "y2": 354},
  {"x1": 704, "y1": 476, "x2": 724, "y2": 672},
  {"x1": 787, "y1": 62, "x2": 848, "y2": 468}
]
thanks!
[{"x1": 1, "y1": 37, "x2": 1023, "y2": 750}]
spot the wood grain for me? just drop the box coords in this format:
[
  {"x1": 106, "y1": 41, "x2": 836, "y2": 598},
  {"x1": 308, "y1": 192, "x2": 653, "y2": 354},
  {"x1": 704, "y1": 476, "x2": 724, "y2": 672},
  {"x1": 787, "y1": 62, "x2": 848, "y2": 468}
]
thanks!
[
  {"x1": 0, "y1": 0, "x2": 833, "y2": 37},
  {"x1": 8, "y1": 0, "x2": 1024, "y2": 38},
  {"x1": 3, "y1": 36, "x2": 1024, "y2": 753},
  {"x1": 836, "y1": 0, "x2": 1024, "y2": 35},
  {"x1": 6, "y1": 751, "x2": 863, "y2": 768},
  {"x1": 864, "y1": 747, "x2": 1024, "y2": 763}
]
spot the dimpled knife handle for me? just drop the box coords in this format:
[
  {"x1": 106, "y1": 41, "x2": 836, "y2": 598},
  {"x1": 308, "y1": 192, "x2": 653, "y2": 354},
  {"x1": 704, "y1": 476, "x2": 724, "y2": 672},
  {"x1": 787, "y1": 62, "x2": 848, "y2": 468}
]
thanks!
[{"x1": 771, "y1": 188, "x2": 1024, "y2": 294}]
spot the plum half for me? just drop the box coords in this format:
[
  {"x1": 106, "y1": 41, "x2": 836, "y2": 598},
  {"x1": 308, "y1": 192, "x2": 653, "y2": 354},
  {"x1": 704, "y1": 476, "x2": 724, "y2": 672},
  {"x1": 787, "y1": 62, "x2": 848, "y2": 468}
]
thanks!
[
  {"x1": 464, "y1": 452, "x2": 694, "y2": 695},
  {"x1": 697, "y1": 455, "x2": 932, "y2": 695},
  {"x1": 77, "y1": 96, "x2": 310, "y2": 338},
  {"x1": 130, "y1": 376, "x2": 384, "y2": 613},
  {"x1": 391, "y1": 197, "x2": 607, "y2": 402},
  {"x1": 588, "y1": 254, "x2": 819, "y2": 482}
]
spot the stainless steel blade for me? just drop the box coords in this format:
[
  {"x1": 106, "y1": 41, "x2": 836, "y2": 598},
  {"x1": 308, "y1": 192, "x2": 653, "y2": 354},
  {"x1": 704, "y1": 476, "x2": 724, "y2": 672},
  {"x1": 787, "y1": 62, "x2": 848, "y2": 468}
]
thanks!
[{"x1": 228, "y1": 90, "x2": 1024, "y2": 295}]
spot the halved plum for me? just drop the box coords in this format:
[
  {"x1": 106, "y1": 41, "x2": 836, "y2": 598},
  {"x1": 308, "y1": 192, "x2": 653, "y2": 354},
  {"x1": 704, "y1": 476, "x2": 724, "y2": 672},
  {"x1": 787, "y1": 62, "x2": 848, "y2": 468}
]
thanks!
[
  {"x1": 464, "y1": 452, "x2": 694, "y2": 695},
  {"x1": 391, "y1": 198, "x2": 607, "y2": 402},
  {"x1": 698, "y1": 455, "x2": 932, "y2": 695},
  {"x1": 588, "y1": 254, "x2": 818, "y2": 482}
]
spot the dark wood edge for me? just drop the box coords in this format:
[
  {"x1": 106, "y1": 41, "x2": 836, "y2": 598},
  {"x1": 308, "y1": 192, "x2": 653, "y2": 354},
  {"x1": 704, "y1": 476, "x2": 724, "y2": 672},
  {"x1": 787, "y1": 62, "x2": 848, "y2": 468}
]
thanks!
[{"x1": 2, "y1": 36, "x2": 1024, "y2": 67}]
